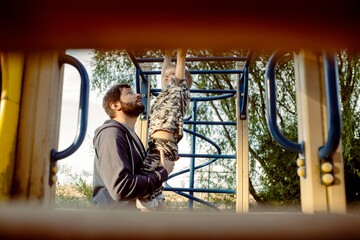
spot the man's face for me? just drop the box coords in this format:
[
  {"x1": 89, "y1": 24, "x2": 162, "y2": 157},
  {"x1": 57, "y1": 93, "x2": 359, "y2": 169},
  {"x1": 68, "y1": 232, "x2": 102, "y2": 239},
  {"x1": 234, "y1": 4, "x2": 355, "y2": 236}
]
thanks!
[{"x1": 119, "y1": 87, "x2": 145, "y2": 117}]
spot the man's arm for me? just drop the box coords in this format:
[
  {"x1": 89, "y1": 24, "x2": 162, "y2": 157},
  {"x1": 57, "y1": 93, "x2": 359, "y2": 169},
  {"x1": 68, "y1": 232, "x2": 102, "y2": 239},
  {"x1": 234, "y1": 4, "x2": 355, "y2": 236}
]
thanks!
[
  {"x1": 97, "y1": 128, "x2": 167, "y2": 201},
  {"x1": 175, "y1": 48, "x2": 186, "y2": 80}
]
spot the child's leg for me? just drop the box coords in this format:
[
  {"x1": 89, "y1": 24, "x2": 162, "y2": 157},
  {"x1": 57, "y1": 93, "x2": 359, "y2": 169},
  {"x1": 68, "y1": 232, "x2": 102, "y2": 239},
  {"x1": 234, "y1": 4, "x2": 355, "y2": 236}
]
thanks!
[
  {"x1": 137, "y1": 138, "x2": 178, "y2": 210},
  {"x1": 141, "y1": 139, "x2": 160, "y2": 172},
  {"x1": 152, "y1": 139, "x2": 179, "y2": 204},
  {"x1": 153, "y1": 137, "x2": 178, "y2": 162},
  {"x1": 137, "y1": 140, "x2": 161, "y2": 211}
]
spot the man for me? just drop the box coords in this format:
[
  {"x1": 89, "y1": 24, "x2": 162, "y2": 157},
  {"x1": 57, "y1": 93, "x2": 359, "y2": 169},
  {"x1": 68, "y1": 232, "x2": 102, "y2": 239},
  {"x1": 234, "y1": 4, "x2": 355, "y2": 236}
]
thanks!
[{"x1": 92, "y1": 83, "x2": 174, "y2": 210}]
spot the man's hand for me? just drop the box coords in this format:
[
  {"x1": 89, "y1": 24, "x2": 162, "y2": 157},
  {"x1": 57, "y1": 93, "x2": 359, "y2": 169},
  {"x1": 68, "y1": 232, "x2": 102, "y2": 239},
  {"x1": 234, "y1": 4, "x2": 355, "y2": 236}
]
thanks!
[{"x1": 159, "y1": 149, "x2": 175, "y2": 175}]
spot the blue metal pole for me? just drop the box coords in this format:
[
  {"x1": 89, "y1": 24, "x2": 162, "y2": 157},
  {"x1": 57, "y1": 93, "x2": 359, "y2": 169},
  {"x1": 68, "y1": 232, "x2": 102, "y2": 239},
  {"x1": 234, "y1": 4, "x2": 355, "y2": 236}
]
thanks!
[{"x1": 189, "y1": 100, "x2": 198, "y2": 209}]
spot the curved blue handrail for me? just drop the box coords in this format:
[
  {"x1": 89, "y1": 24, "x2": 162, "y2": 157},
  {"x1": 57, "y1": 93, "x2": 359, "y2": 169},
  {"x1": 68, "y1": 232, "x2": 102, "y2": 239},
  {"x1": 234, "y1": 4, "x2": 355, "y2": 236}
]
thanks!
[
  {"x1": 167, "y1": 128, "x2": 223, "y2": 180},
  {"x1": 51, "y1": 53, "x2": 89, "y2": 162},
  {"x1": 318, "y1": 52, "x2": 342, "y2": 160},
  {"x1": 265, "y1": 51, "x2": 304, "y2": 154}
]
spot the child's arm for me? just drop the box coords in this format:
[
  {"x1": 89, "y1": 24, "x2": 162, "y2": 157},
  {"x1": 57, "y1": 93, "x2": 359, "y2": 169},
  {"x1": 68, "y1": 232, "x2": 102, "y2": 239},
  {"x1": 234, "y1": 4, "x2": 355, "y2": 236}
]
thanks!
[
  {"x1": 175, "y1": 48, "x2": 186, "y2": 80},
  {"x1": 161, "y1": 49, "x2": 173, "y2": 83}
]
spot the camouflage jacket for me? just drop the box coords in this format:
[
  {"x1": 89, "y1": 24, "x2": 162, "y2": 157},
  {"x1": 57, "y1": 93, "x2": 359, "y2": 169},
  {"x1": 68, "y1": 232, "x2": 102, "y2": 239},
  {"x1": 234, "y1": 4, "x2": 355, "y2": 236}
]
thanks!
[{"x1": 148, "y1": 77, "x2": 190, "y2": 143}]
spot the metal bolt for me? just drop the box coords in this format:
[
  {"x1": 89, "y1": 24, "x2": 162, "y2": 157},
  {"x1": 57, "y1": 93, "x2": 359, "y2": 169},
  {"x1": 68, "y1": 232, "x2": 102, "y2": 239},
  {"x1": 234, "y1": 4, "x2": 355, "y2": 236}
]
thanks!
[
  {"x1": 51, "y1": 175, "x2": 58, "y2": 185},
  {"x1": 322, "y1": 173, "x2": 334, "y2": 185},
  {"x1": 297, "y1": 167, "x2": 305, "y2": 177},
  {"x1": 51, "y1": 165, "x2": 58, "y2": 174},
  {"x1": 321, "y1": 162, "x2": 333, "y2": 173},
  {"x1": 296, "y1": 158, "x2": 305, "y2": 167}
]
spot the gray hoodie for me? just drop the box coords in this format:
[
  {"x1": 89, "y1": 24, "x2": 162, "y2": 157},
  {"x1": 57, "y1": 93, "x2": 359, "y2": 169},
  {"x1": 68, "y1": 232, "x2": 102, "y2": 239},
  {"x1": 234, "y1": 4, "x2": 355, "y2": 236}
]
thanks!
[{"x1": 92, "y1": 119, "x2": 168, "y2": 209}]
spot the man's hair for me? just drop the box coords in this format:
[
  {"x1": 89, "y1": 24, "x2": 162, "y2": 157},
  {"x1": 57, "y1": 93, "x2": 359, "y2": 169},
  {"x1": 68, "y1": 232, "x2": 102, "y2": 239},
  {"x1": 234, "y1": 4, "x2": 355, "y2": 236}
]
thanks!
[{"x1": 102, "y1": 83, "x2": 131, "y2": 118}]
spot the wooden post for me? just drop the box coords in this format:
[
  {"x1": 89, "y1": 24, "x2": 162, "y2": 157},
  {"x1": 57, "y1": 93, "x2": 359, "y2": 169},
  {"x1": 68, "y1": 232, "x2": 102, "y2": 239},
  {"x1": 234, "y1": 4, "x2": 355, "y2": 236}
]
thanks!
[
  {"x1": 12, "y1": 52, "x2": 63, "y2": 207},
  {"x1": 136, "y1": 63, "x2": 151, "y2": 148},
  {"x1": 294, "y1": 50, "x2": 346, "y2": 214},
  {"x1": 236, "y1": 62, "x2": 249, "y2": 213}
]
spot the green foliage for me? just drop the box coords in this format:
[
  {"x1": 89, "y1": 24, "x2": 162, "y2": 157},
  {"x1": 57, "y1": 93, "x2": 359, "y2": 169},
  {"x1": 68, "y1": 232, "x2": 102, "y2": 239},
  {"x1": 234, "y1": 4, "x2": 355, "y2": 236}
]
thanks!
[
  {"x1": 90, "y1": 50, "x2": 135, "y2": 95},
  {"x1": 338, "y1": 50, "x2": 360, "y2": 201},
  {"x1": 55, "y1": 164, "x2": 93, "y2": 209},
  {"x1": 90, "y1": 49, "x2": 166, "y2": 95}
]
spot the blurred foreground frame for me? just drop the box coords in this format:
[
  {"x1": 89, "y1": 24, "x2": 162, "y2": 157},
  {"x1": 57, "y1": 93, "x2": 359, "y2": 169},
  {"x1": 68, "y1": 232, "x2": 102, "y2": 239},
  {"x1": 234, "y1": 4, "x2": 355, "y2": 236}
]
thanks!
[
  {"x1": 1, "y1": 0, "x2": 360, "y2": 239},
  {"x1": 0, "y1": 0, "x2": 359, "y2": 51}
]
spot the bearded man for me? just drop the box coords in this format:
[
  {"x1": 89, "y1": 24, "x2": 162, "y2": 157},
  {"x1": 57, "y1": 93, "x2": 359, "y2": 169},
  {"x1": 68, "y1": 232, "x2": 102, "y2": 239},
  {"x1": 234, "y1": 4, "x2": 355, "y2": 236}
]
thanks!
[{"x1": 92, "y1": 84, "x2": 174, "y2": 210}]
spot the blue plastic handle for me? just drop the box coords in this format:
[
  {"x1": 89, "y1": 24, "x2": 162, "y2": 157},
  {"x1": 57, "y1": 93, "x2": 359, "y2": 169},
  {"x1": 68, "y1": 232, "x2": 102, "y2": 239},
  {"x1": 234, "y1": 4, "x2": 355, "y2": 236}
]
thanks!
[
  {"x1": 318, "y1": 52, "x2": 342, "y2": 160},
  {"x1": 265, "y1": 51, "x2": 304, "y2": 154},
  {"x1": 51, "y1": 53, "x2": 89, "y2": 162}
]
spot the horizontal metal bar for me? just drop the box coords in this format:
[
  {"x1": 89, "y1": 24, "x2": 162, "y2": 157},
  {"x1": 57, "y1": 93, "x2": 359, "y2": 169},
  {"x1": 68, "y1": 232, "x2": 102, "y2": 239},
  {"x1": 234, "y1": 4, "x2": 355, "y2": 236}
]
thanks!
[
  {"x1": 131, "y1": 56, "x2": 249, "y2": 63},
  {"x1": 151, "y1": 88, "x2": 236, "y2": 94},
  {"x1": 163, "y1": 187, "x2": 236, "y2": 194},
  {"x1": 144, "y1": 69, "x2": 243, "y2": 75},
  {"x1": 179, "y1": 153, "x2": 236, "y2": 159},
  {"x1": 184, "y1": 121, "x2": 236, "y2": 126}
]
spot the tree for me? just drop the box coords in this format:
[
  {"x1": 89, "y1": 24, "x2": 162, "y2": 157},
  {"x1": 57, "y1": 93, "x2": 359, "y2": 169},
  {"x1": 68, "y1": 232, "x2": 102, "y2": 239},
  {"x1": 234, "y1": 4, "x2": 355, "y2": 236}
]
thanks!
[
  {"x1": 338, "y1": 50, "x2": 360, "y2": 202},
  {"x1": 90, "y1": 49, "x2": 135, "y2": 93}
]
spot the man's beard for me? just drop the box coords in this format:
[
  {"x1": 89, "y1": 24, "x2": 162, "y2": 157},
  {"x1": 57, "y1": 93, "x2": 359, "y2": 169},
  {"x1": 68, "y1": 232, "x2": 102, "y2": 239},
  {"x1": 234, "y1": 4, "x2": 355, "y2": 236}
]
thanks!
[{"x1": 120, "y1": 101, "x2": 145, "y2": 117}]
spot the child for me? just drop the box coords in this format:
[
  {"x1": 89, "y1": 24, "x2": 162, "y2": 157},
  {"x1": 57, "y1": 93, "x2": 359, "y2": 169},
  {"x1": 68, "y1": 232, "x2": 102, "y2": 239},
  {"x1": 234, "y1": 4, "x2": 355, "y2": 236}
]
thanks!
[{"x1": 136, "y1": 48, "x2": 192, "y2": 210}]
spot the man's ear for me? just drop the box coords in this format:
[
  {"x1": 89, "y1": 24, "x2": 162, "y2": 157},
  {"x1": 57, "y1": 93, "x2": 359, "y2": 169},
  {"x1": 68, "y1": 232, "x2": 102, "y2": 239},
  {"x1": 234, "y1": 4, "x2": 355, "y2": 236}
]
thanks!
[{"x1": 110, "y1": 102, "x2": 121, "y2": 111}]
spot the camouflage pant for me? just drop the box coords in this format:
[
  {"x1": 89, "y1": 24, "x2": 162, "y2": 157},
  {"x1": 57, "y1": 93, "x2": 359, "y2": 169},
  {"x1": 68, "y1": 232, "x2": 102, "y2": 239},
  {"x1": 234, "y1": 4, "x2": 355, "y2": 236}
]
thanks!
[
  {"x1": 142, "y1": 138, "x2": 178, "y2": 172},
  {"x1": 140, "y1": 138, "x2": 178, "y2": 201}
]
